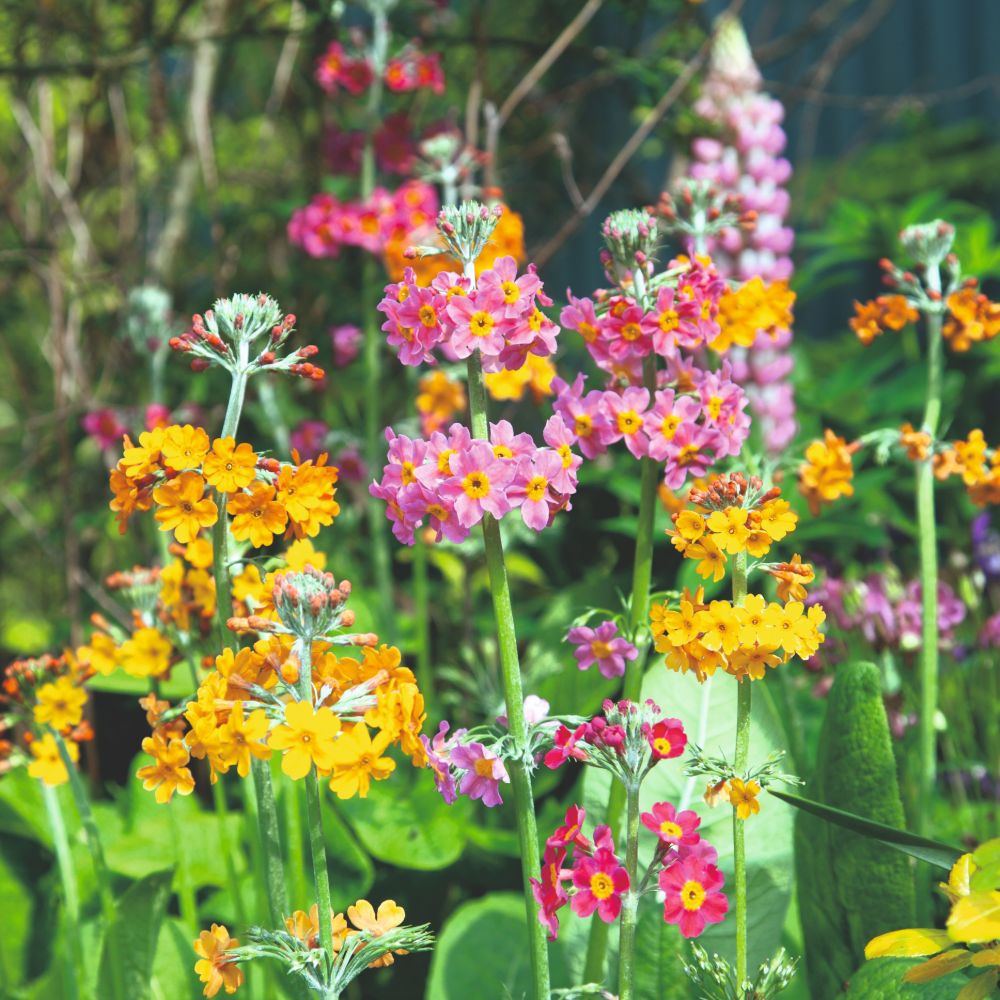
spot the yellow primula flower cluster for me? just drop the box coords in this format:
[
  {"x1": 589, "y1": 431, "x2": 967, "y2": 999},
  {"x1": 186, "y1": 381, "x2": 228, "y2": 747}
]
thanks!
[
  {"x1": 711, "y1": 277, "x2": 795, "y2": 353},
  {"x1": 109, "y1": 424, "x2": 339, "y2": 546},
  {"x1": 416, "y1": 370, "x2": 467, "y2": 435},
  {"x1": 651, "y1": 590, "x2": 825, "y2": 682},
  {"x1": 484, "y1": 353, "x2": 555, "y2": 403},
  {"x1": 136, "y1": 640, "x2": 427, "y2": 803},
  {"x1": 934, "y1": 428, "x2": 1000, "y2": 506},
  {"x1": 283, "y1": 898, "x2": 407, "y2": 968},
  {"x1": 798, "y1": 429, "x2": 855, "y2": 515}
]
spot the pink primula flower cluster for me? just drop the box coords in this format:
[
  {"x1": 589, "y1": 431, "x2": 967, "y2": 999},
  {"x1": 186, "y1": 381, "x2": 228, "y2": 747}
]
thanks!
[
  {"x1": 550, "y1": 363, "x2": 749, "y2": 491},
  {"x1": 420, "y1": 721, "x2": 509, "y2": 808},
  {"x1": 288, "y1": 180, "x2": 438, "y2": 260},
  {"x1": 377, "y1": 256, "x2": 559, "y2": 371},
  {"x1": 370, "y1": 417, "x2": 581, "y2": 543},
  {"x1": 566, "y1": 620, "x2": 638, "y2": 679}
]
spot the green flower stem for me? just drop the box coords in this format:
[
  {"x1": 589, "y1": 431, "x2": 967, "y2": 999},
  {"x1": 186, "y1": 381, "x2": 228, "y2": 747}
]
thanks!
[
  {"x1": 42, "y1": 782, "x2": 82, "y2": 1000},
  {"x1": 617, "y1": 780, "x2": 642, "y2": 1000},
  {"x1": 283, "y1": 778, "x2": 308, "y2": 911},
  {"x1": 916, "y1": 263, "x2": 944, "y2": 835},
  {"x1": 582, "y1": 351, "x2": 659, "y2": 984},
  {"x1": 360, "y1": 6, "x2": 392, "y2": 627},
  {"x1": 731, "y1": 551, "x2": 750, "y2": 989},
  {"x1": 215, "y1": 358, "x2": 290, "y2": 931},
  {"x1": 413, "y1": 531, "x2": 433, "y2": 697},
  {"x1": 466, "y1": 347, "x2": 551, "y2": 1000},
  {"x1": 54, "y1": 732, "x2": 124, "y2": 1000},
  {"x1": 168, "y1": 801, "x2": 199, "y2": 931},
  {"x1": 211, "y1": 779, "x2": 249, "y2": 928},
  {"x1": 295, "y1": 637, "x2": 335, "y2": 957}
]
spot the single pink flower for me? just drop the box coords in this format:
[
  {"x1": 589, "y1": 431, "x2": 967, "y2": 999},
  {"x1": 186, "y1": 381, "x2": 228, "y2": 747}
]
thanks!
[
  {"x1": 660, "y1": 856, "x2": 728, "y2": 938},
  {"x1": 640, "y1": 801, "x2": 701, "y2": 848},
  {"x1": 566, "y1": 621, "x2": 638, "y2": 679},
  {"x1": 571, "y1": 847, "x2": 629, "y2": 922},
  {"x1": 450, "y1": 741, "x2": 509, "y2": 807}
]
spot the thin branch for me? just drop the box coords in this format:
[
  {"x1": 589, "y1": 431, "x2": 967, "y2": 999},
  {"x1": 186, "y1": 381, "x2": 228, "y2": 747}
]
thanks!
[
  {"x1": 531, "y1": 0, "x2": 744, "y2": 269},
  {"x1": 752, "y1": 0, "x2": 859, "y2": 64}
]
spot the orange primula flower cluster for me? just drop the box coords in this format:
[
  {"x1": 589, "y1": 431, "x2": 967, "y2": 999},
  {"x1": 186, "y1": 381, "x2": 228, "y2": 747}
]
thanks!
[
  {"x1": 798, "y1": 429, "x2": 856, "y2": 514},
  {"x1": 849, "y1": 294, "x2": 919, "y2": 345},
  {"x1": 942, "y1": 287, "x2": 1000, "y2": 351},
  {"x1": 934, "y1": 429, "x2": 1000, "y2": 506},
  {"x1": 416, "y1": 370, "x2": 467, "y2": 435},
  {"x1": 284, "y1": 898, "x2": 407, "y2": 968},
  {"x1": 0, "y1": 653, "x2": 95, "y2": 786},
  {"x1": 109, "y1": 424, "x2": 340, "y2": 544},
  {"x1": 711, "y1": 277, "x2": 795, "y2": 353},
  {"x1": 667, "y1": 473, "x2": 799, "y2": 579},
  {"x1": 136, "y1": 633, "x2": 427, "y2": 803},
  {"x1": 650, "y1": 588, "x2": 825, "y2": 682},
  {"x1": 484, "y1": 352, "x2": 556, "y2": 403}
]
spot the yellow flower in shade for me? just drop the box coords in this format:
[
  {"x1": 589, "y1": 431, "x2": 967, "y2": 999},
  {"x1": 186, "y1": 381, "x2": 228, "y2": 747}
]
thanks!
[
  {"x1": 347, "y1": 899, "x2": 406, "y2": 968},
  {"x1": 76, "y1": 632, "x2": 119, "y2": 676},
  {"x1": 279, "y1": 456, "x2": 340, "y2": 538},
  {"x1": 799, "y1": 430, "x2": 855, "y2": 515},
  {"x1": 186, "y1": 568, "x2": 217, "y2": 618},
  {"x1": 416, "y1": 370, "x2": 467, "y2": 432},
  {"x1": 153, "y1": 472, "x2": 219, "y2": 543},
  {"x1": 285, "y1": 537, "x2": 326, "y2": 572},
  {"x1": 203, "y1": 438, "x2": 258, "y2": 493},
  {"x1": 743, "y1": 515, "x2": 773, "y2": 558},
  {"x1": 184, "y1": 537, "x2": 215, "y2": 569},
  {"x1": 118, "y1": 627, "x2": 173, "y2": 679},
  {"x1": 109, "y1": 464, "x2": 152, "y2": 533},
  {"x1": 161, "y1": 424, "x2": 210, "y2": 472},
  {"x1": 686, "y1": 536, "x2": 727, "y2": 582},
  {"x1": 136, "y1": 732, "x2": 196, "y2": 803},
  {"x1": 193, "y1": 923, "x2": 243, "y2": 997},
  {"x1": 227, "y1": 482, "x2": 288, "y2": 548},
  {"x1": 729, "y1": 645, "x2": 781, "y2": 681},
  {"x1": 218, "y1": 702, "x2": 271, "y2": 777},
  {"x1": 28, "y1": 732, "x2": 78, "y2": 786},
  {"x1": 484, "y1": 354, "x2": 555, "y2": 403},
  {"x1": 33, "y1": 676, "x2": 87, "y2": 731},
  {"x1": 729, "y1": 778, "x2": 761, "y2": 820},
  {"x1": 214, "y1": 646, "x2": 275, "y2": 699},
  {"x1": 269, "y1": 700, "x2": 340, "y2": 780},
  {"x1": 658, "y1": 600, "x2": 701, "y2": 647},
  {"x1": 327, "y1": 725, "x2": 396, "y2": 799},
  {"x1": 285, "y1": 904, "x2": 350, "y2": 951},
  {"x1": 706, "y1": 507, "x2": 751, "y2": 555}
]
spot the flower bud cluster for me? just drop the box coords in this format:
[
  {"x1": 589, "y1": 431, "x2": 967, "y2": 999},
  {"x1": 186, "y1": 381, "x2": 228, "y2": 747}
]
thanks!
[
  {"x1": 657, "y1": 179, "x2": 756, "y2": 249},
  {"x1": 271, "y1": 568, "x2": 356, "y2": 640}
]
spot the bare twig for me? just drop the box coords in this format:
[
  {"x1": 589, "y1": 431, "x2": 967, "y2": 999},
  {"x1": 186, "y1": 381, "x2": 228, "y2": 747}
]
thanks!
[
  {"x1": 260, "y1": 0, "x2": 306, "y2": 138},
  {"x1": 108, "y1": 81, "x2": 139, "y2": 245},
  {"x1": 532, "y1": 0, "x2": 744, "y2": 269},
  {"x1": 752, "y1": 0, "x2": 859, "y2": 64},
  {"x1": 551, "y1": 133, "x2": 584, "y2": 209}
]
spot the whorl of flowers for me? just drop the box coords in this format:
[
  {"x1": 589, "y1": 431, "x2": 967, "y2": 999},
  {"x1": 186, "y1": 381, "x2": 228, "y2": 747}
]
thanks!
[{"x1": 688, "y1": 14, "x2": 797, "y2": 452}]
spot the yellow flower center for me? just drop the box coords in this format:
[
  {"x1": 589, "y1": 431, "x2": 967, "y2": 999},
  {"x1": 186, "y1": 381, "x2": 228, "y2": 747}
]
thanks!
[
  {"x1": 591, "y1": 640, "x2": 612, "y2": 659},
  {"x1": 574, "y1": 414, "x2": 593, "y2": 437},
  {"x1": 660, "y1": 820, "x2": 682, "y2": 838},
  {"x1": 621, "y1": 321, "x2": 642, "y2": 341},
  {"x1": 427, "y1": 503, "x2": 449, "y2": 520},
  {"x1": 446, "y1": 285, "x2": 466, "y2": 299},
  {"x1": 681, "y1": 880, "x2": 706, "y2": 910},
  {"x1": 529, "y1": 309, "x2": 543, "y2": 332},
  {"x1": 617, "y1": 410, "x2": 642, "y2": 435},
  {"x1": 397, "y1": 286, "x2": 409, "y2": 302},
  {"x1": 708, "y1": 396, "x2": 723, "y2": 421},
  {"x1": 462, "y1": 472, "x2": 490, "y2": 499},
  {"x1": 493, "y1": 445, "x2": 514, "y2": 460},
  {"x1": 473, "y1": 757, "x2": 496, "y2": 778},
  {"x1": 659, "y1": 309, "x2": 679, "y2": 332},
  {"x1": 578, "y1": 321, "x2": 598, "y2": 343},
  {"x1": 557, "y1": 443, "x2": 573, "y2": 468},
  {"x1": 590, "y1": 872, "x2": 615, "y2": 900},
  {"x1": 654, "y1": 737, "x2": 672, "y2": 756},
  {"x1": 501, "y1": 280, "x2": 520, "y2": 304},
  {"x1": 470, "y1": 311, "x2": 494, "y2": 337},
  {"x1": 661, "y1": 415, "x2": 681, "y2": 440},
  {"x1": 437, "y1": 449, "x2": 456, "y2": 474},
  {"x1": 418, "y1": 305, "x2": 438, "y2": 327},
  {"x1": 526, "y1": 476, "x2": 548, "y2": 502},
  {"x1": 700, "y1": 300, "x2": 712, "y2": 320},
  {"x1": 677, "y1": 443, "x2": 701, "y2": 465},
  {"x1": 400, "y1": 461, "x2": 416, "y2": 485}
]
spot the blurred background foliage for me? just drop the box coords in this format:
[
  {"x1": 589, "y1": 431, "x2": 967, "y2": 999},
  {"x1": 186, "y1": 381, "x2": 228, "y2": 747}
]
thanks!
[{"x1": 1, "y1": 0, "x2": 998, "y2": 997}]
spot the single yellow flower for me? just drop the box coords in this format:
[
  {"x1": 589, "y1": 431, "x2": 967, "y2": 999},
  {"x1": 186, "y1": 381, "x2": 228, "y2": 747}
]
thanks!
[
  {"x1": 729, "y1": 778, "x2": 761, "y2": 820},
  {"x1": 327, "y1": 725, "x2": 396, "y2": 799},
  {"x1": 33, "y1": 676, "x2": 87, "y2": 731},
  {"x1": 269, "y1": 700, "x2": 340, "y2": 780},
  {"x1": 28, "y1": 732, "x2": 78, "y2": 786}
]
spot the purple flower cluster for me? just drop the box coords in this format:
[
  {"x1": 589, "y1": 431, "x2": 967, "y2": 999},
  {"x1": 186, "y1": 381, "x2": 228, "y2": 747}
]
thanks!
[
  {"x1": 566, "y1": 621, "x2": 638, "y2": 679},
  {"x1": 689, "y1": 16, "x2": 796, "y2": 451}
]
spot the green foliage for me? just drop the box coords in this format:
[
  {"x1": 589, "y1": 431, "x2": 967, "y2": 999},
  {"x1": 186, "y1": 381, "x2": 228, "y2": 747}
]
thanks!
[
  {"x1": 842, "y1": 957, "x2": 970, "y2": 999},
  {"x1": 97, "y1": 870, "x2": 174, "y2": 1000},
  {"x1": 797, "y1": 662, "x2": 916, "y2": 998},
  {"x1": 632, "y1": 896, "x2": 692, "y2": 1000}
]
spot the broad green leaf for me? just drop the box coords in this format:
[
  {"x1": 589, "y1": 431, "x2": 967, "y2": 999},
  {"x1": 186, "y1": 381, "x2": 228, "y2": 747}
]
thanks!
[
  {"x1": 425, "y1": 892, "x2": 573, "y2": 999},
  {"x1": 633, "y1": 896, "x2": 693, "y2": 1000},
  {"x1": 948, "y1": 891, "x2": 1000, "y2": 944},
  {"x1": 337, "y1": 761, "x2": 468, "y2": 871},
  {"x1": 775, "y1": 790, "x2": 961, "y2": 870},
  {"x1": 98, "y1": 869, "x2": 174, "y2": 1000},
  {"x1": 321, "y1": 801, "x2": 374, "y2": 910},
  {"x1": 0, "y1": 837, "x2": 38, "y2": 987},
  {"x1": 864, "y1": 928, "x2": 952, "y2": 959},
  {"x1": 151, "y1": 918, "x2": 202, "y2": 1000},
  {"x1": 845, "y1": 957, "x2": 974, "y2": 998},
  {"x1": 583, "y1": 666, "x2": 794, "y2": 972}
]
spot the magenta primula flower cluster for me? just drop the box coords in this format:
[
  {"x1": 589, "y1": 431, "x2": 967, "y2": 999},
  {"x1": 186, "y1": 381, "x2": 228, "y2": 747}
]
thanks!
[
  {"x1": 557, "y1": 254, "x2": 751, "y2": 490},
  {"x1": 288, "y1": 180, "x2": 438, "y2": 260},
  {"x1": 378, "y1": 255, "x2": 558, "y2": 370},
  {"x1": 315, "y1": 38, "x2": 444, "y2": 97},
  {"x1": 370, "y1": 415, "x2": 580, "y2": 543},
  {"x1": 566, "y1": 620, "x2": 638, "y2": 679}
]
